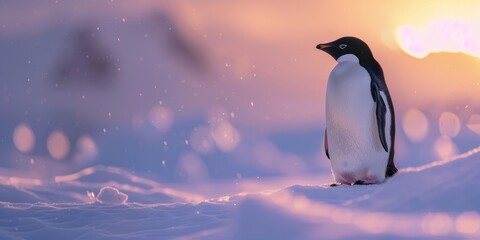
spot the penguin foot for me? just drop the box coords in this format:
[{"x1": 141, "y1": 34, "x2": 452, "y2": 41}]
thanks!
[
  {"x1": 353, "y1": 180, "x2": 375, "y2": 185},
  {"x1": 329, "y1": 183, "x2": 341, "y2": 187},
  {"x1": 353, "y1": 180, "x2": 364, "y2": 185}
]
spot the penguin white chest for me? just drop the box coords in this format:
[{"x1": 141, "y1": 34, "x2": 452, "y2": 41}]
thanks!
[{"x1": 325, "y1": 54, "x2": 388, "y2": 184}]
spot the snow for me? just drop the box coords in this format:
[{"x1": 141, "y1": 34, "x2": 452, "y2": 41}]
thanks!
[
  {"x1": 1, "y1": 146, "x2": 479, "y2": 239},
  {"x1": 95, "y1": 186, "x2": 128, "y2": 205}
]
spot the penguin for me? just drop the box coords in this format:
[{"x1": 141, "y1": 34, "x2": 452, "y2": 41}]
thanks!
[{"x1": 316, "y1": 36, "x2": 397, "y2": 185}]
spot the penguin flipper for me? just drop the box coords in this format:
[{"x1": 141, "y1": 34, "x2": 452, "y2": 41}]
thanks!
[
  {"x1": 371, "y1": 83, "x2": 388, "y2": 152},
  {"x1": 324, "y1": 128, "x2": 330, "y2": 159}
]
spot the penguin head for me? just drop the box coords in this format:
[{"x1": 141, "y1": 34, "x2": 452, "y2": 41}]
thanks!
[{"x1": 316, "y1": 36, "x2": 374, "y2": 62}]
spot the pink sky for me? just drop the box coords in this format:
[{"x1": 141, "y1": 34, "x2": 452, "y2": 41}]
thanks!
[{"x1": 1, "y1": 0, "x2": 479, "y2": 131}]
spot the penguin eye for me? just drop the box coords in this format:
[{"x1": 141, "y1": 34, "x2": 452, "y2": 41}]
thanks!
[{"x1": 339, "y1": 44, "x2": 347, "y2": 49}]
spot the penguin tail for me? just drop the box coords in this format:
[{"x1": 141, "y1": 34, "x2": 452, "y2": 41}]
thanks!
[{"x1": 385, "y1": 163, "x2": 398, "y2": 178}]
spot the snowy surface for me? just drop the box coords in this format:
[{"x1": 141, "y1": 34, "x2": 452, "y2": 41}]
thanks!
[{"x1": 1, "y1": 146, "x2": 479, "y2": 239}]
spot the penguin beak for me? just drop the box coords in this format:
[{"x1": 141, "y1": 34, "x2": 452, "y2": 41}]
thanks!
[
  {"x1": 316, "y1": 43, "x2": 332, "y2": 50},
  {"x1": 316, "y1": 41, "x2": 339, "y2": 60}
]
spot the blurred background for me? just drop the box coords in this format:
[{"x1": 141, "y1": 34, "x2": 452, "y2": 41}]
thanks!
[{"x1": 1, "y1": 0, "x2": 479, "y2": 186}]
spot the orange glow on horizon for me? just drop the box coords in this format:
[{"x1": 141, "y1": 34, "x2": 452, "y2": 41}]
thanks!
[{"x1": 396, "y1": 18, "x2": 480, "y2": 59}]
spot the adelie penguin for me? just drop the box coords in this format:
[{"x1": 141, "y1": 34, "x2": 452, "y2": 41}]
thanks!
[{"x1": 316, "y1": 36, "x2": 397, "y2": 185}]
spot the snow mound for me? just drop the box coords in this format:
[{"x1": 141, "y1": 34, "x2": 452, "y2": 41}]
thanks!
[
  {"x1": 286, "y1": 146, "x2": 480, "y2": 213},
  {"x1": 232, "y1": 146, "x2": 480, "y2": 239},
  {"x1": 95, "y1": 186, "x2": 128, "y2": 205}
]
